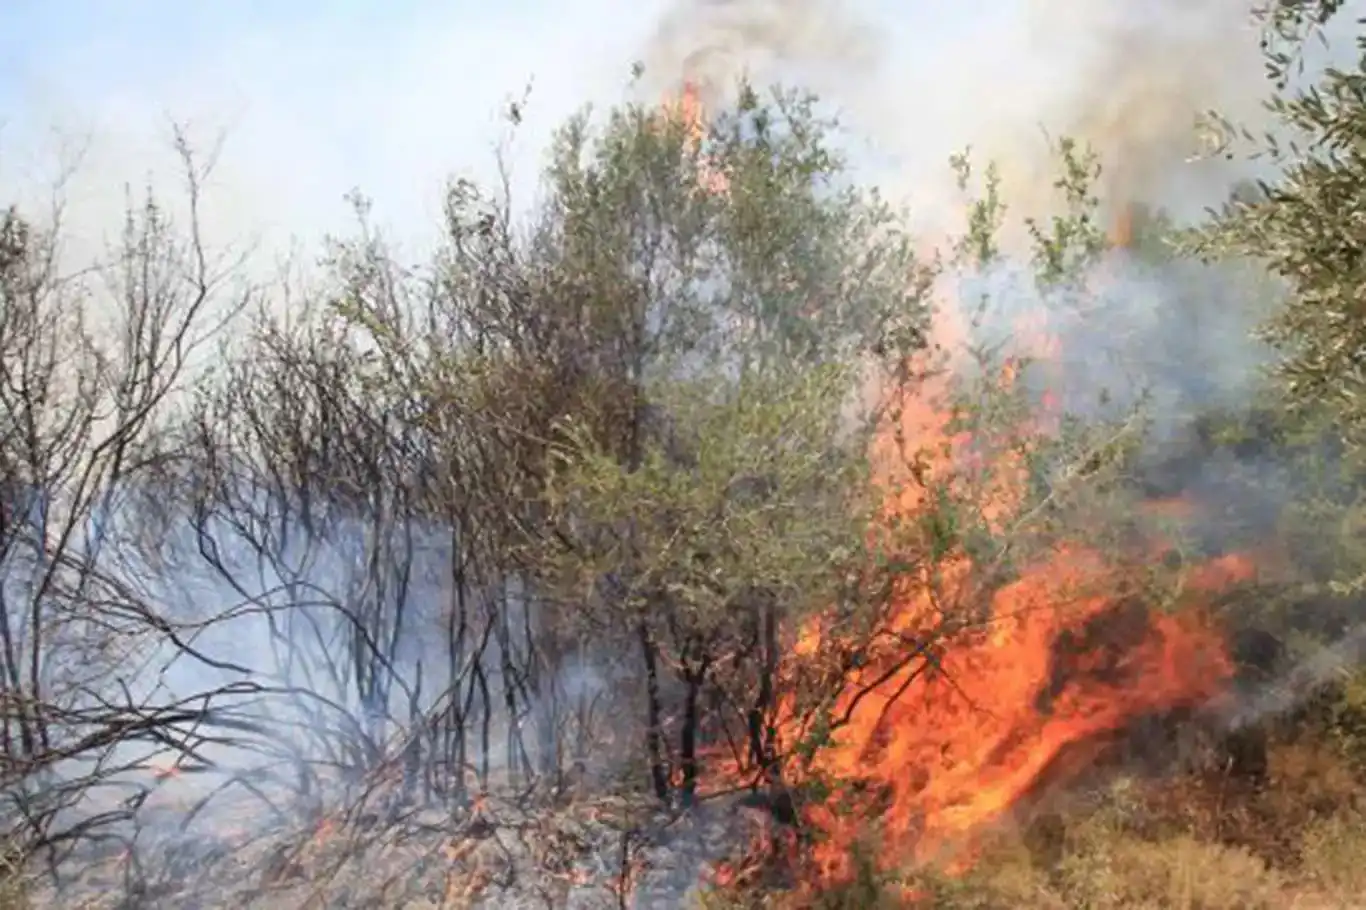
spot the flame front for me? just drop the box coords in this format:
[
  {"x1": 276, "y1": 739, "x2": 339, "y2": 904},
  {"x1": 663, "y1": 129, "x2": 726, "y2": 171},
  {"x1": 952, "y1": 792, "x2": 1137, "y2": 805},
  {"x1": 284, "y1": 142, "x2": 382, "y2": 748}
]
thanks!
[
  {"x1": 667, "y1": 81, "x2": 728, "y2": 194},
  {"x1": 1111, "y1": 201, "x2": 1135, "y2": 248},
  {"x1": 775, "y1": 309, "x2": 1245, "y2": 886}
]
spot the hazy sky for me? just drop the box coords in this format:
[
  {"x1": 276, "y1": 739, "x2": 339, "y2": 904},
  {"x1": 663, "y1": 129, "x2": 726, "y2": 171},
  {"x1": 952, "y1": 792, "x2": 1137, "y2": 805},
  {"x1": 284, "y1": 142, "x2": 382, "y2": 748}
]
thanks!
[
  {"x1": 0, "y1": 0, "x2": 673, "y2": 266},
  {"x1": 0, "y1": 1, "x2": 1335, "y2": 279}
]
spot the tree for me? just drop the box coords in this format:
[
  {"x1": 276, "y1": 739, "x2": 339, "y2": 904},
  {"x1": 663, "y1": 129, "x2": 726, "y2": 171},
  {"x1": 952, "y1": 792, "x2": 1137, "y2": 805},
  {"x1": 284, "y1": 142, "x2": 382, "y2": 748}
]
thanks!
[
  {"x1": 1186, "y1": 5, "x2": 1366, "y2": 580},
  {"x1": 1180, "y1": 4, "x2": 1366, "y2": 764},
  {"x1": 337, "y1": 79, "x2": 933, "y2": 807},
  {"x1": 0, "y1": 132, "x2": 252, "y2": 860},
  {"x1": 1193, "y1": 60, "x2": 1366, "y2": 446}
]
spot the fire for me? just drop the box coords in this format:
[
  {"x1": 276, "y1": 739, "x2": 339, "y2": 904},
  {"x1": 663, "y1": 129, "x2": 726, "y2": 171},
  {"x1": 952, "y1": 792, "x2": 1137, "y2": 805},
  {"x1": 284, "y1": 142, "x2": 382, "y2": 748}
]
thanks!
[
  {"x1": 726, "y1": 320, "x2": 1243, "y2": 894},
  {"x1": 767, "y1": 308, "x2": 1248, "y2": 886},
  {"x1": 665, "y1": 80, "x2": 728, "y2": 194},
  {"x1": 1111, "y1": 204, "x2": 1135, "y2": 248},
  {"x1": 1107, "y1": 196, "x2": 1140, "y2": 249},
  {"x1": 676, "y1": 80, "x2": 704, "y2": 140},
  {"x1": 665, "y1": 84, "x2": 1248, "y2": 897},
  {"x1": 796, "y1": 553, "x2": 1243, "y2": 880},
  {"x1": 149, "y1": 760, "x2": 181, "y2": 780}
]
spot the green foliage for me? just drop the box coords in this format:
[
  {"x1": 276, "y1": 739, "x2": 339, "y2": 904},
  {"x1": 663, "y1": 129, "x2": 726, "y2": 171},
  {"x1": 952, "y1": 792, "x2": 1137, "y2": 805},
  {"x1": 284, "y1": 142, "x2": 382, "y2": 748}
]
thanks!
[
  {"x1": 538, "y1": 361, "x2": 877, "y2": 634},
  {"x1": 1024, "y1": 138, "x2": 1109, "y2": 287},
  {"x1": 1191, "y1": 39, "x2": 1366, "y2": 449},
  {"x1": 1181, "y1": 25, "x2": 1366, "y2": 752},
  {"x1": 525, "y1": 81, "x2": 922, "y2": 581},
  {"x1": 1256, "y1": 1, "x2": 1353, "y2": 90},
  {"x1": 536, "y1": 81, "x2": 927, "y2": 379},
  {"x1": 939, "y1": 144, "x2": 1152, "y2": 573}
]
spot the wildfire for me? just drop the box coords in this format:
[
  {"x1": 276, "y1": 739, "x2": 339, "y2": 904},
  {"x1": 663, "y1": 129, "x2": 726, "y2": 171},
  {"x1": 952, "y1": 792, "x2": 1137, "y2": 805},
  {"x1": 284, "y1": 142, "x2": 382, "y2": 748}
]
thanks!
[
  {"x1": 774, "y1": 304, "x2": 1246, "y2": 887},
  {"x1": 1111, "y1": 203, "x2": 1135, "y2": 248},
  {"x1": 665, "y1": 80, "x2": 728, "y2": 194},
  {"x1": 666, "y1": 84, "x2": 1249, "y2": 898},
  {"x1": 149, "y1": 760, "x2": 181, "y2": 780}
]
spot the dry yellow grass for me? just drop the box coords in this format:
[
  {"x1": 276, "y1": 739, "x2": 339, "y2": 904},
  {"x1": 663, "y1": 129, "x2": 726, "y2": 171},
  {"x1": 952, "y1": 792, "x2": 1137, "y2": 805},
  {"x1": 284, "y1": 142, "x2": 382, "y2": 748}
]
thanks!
[
  {"x1": 0, "y1": 841, "x2": 29, "y2": 910},
  {"x1": 906, "y1": 743, "x2": 1366, "y2": 910},
  {"x1": 708, "y1": 739, "x2": 1366, "y2": 910}
]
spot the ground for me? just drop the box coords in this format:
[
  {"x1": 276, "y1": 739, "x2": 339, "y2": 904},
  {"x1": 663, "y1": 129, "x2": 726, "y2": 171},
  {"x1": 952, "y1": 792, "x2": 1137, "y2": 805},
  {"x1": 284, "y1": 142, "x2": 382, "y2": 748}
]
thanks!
[
  {"x1": 790, "y1": 737, "x2": 1366, "y2": 910},
  {"x1": 7, "y1": 735, "x2": 1366, "y2": 908}
]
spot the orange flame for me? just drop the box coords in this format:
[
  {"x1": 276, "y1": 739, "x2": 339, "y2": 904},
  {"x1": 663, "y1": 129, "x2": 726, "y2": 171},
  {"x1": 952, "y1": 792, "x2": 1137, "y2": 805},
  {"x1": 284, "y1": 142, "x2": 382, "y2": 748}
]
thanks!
[
  {"x1": 149, "y1": 761, "x2": 181, "y2": 780},
  {"x1": 654, "y1": 86, "x2": 1246, "y2": 898},
  {"x1": 703, "y1": 303, "x2": 1247, "y2": 895},
  {"x1": 665, "y1": 81, "x2": 728, "y2": 194},
  {"x1": 1110, "y1": 202, "x2": 1135, "y2": 248},
  {"x1": 796, "y1": 551, "x2": 1243, "y2": 881},
  {"x1": 801, "y1": 312, "x2": 1239, "y2": 875},
  {"x1": 677, "y1": 80, "x2": 704, "y2": 142}
]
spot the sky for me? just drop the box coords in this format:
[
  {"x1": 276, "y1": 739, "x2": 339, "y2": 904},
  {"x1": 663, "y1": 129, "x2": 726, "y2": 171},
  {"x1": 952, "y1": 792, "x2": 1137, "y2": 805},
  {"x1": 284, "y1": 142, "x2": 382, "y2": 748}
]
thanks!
[
  {"x1": 0, "y1": 0, "x2": 673, "y2": 269},
  {"x1": 0, "y1": 0, "x2": 1350, "y2": 284}
]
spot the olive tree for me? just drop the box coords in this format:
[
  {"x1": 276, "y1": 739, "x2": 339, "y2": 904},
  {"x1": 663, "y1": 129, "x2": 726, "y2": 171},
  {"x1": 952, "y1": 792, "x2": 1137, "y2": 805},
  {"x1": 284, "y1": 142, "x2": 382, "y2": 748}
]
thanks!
[{"x1": 333, "y1": 80, "x2": 932, "y2": 806}]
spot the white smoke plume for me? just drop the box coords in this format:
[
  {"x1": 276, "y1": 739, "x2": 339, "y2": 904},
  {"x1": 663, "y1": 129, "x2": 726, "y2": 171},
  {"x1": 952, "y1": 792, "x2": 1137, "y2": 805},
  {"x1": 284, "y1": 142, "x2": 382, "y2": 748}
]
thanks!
[
  {"x1": 640, "y1": 0, "x2": 1289, "y2": 232},
  {"x1": 634, "y1": 1, "x2": 1304, "y2": 427}
]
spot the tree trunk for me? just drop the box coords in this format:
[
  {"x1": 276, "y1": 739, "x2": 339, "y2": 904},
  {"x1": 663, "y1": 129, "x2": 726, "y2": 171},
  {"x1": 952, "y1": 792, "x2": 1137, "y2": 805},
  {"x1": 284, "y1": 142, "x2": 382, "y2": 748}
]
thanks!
[{"x1": 638, "y1": 620, "x2": 671, "y2": 802}]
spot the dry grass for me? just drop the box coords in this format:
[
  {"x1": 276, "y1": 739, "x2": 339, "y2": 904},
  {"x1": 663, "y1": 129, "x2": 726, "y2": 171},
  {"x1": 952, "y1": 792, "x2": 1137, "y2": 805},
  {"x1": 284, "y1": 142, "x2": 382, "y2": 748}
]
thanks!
[
  {"x1": 902, "y1": 740, "x2": 1366, "y2": 909},
  {"x1": 9, "y1": 739, "x2": 1366, "y2": 908},
  {"x1": 0, "y1": 840, "x2": 29, "y2": 910},
  {"x1": 709, "y1": 739, "x2": 1366, "y2": 909}
]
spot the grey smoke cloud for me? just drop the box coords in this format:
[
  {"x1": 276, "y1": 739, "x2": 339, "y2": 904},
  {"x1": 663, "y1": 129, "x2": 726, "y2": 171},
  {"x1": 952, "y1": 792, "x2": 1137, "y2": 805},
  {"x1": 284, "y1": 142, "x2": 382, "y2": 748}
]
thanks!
[{"x1": 636, "y1": 0, "x2": 1300, "y2": 419}]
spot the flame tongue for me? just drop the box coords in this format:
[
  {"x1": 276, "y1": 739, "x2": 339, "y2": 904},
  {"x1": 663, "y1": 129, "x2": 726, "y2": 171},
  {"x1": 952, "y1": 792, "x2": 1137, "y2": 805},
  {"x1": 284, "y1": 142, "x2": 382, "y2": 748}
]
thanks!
[
  {"x1": 665, "y1": 80, "x2": 728, "y2": 194},
  {"x1": 798, "y1": 545, "x2": 1244, "y2": 879},
  {"x1": 660, "y1": 88, "x2": 1242, "y2": 893},
  {"x1": 1111, "y1": 202, "x2": 1135, "y2": 248},
  {"x1": 678, "y1": 80, "x2": 703, "y2": 137},
  {"x1": 706, "y1": 310, "x2": 1245, "y2": 890}
]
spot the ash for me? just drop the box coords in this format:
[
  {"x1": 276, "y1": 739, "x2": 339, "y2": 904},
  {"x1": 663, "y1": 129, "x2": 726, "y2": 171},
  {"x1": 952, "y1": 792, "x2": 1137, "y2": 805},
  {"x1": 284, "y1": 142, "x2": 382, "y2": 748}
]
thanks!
[{"x1": 25, "y1": 780, "x2": 761, "y2": 909}]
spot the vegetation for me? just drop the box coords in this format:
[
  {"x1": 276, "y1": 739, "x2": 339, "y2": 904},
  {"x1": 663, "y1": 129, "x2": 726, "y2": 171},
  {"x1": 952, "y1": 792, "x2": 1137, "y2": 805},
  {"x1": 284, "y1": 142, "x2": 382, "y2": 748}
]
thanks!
[{"x1": 6, "y1": 5, "x2": 1366, "y2": 909}]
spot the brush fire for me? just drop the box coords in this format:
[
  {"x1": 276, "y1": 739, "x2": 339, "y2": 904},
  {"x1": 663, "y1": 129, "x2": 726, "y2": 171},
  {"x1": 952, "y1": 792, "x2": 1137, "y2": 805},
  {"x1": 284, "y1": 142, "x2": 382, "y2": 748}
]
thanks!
[
  {"x1": 663, "y1": 82, "x2": 1259, "y2": 903},
  {"x1": 12, "y1": 35, "x2": 1300, "y2": 904}
]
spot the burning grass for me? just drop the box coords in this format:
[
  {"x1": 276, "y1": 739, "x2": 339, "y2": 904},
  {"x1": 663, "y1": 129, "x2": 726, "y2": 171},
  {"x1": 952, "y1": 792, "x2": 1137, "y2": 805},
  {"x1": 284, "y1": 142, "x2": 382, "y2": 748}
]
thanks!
[
  {"x1": 9, "y1": 735, "x2": 1366, "y2": 908},
  {"x1": 703, "y1": 739, "x2": 1366, "y2": 910},
  {"x1": 683, "y1": 279, "x2": 1268, "y2": 904},
  {"x1": 645, "y1": 77, "x2": 1310, "y2": 895}
]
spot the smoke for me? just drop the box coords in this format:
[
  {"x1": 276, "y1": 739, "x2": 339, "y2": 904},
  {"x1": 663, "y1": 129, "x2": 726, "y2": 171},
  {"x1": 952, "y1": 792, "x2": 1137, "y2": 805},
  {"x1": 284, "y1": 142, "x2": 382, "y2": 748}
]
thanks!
[
  {"x1": 5, "y1": 481, "x2": 636, "y2": 893},
  {"x1": 639, "y1": 0, "x2": 880, "y2": 101},
  {"x1": 634, "y1": 0, "x2": 1366, "y2": 747},
  {"x1": 15, "y1": 3, "x2": 1366, "y2": 902},
  {"x1": 640, "y1": 0, "x2": 1283, "y2": 228},
  {"x1": 942, "y1": 0, "x2": 1271, "y2": 225},
  {"x1": 1223, "y1": 622, "x2": 1366, "y2": 732},
  {"x1": 637, "y1": 0, "x2": 1289, "y2": 408}
]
